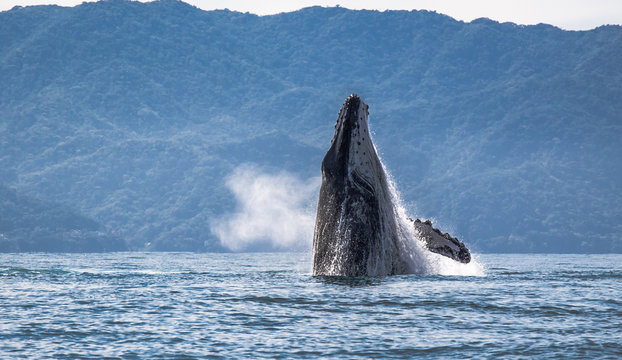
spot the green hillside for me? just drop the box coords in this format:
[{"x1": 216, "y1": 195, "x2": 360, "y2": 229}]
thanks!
[{"x1": 1, "y1": 0, "x2": 620, "y2": 252}]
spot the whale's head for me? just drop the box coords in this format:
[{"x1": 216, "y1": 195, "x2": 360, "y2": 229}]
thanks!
[
  {"x1": 321, "y1": 94, "x2": 381, "y2": 189},
  {"x1": 314, "y1": 95, "x2": 402, "y2": 276}
]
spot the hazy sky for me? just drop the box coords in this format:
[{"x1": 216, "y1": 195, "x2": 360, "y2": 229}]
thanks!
[{"x1": 2, "y1": 0, "x2": 621, "y2": 30}]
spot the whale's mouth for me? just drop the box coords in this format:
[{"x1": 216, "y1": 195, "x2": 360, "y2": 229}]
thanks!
[
  {"x1": 322, "y1": 94, "x2": 376, "y2": 187},
  {"x1": 322, "y1": 94, "x2": 362, "y2": 181}
]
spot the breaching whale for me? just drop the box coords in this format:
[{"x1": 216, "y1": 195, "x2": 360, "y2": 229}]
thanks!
[{"x1": 312, "y1": 94, "x2": 470, "y2": 276}]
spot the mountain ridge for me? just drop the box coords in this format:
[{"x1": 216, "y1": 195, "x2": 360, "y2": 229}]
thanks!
[{"x1": 1, "y1": 0, "x2": 621, "y2": 252}]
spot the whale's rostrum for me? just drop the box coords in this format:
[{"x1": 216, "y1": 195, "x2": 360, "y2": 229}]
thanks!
[{"x1": 312, "y1": 94, "x2": 470, "y2": 276}]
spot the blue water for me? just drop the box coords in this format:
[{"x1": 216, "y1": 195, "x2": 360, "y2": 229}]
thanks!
[{"x1": 1, "y1": 253, "x2": 620, "y2": 359}]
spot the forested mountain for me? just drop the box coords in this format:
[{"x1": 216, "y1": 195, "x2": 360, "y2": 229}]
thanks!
[
  {"x1": 1, "y1": 0, "x2": 621, "y2": 252},
  {"x1": 0, "y1": 185, "x2": 126, "y2": 252}
]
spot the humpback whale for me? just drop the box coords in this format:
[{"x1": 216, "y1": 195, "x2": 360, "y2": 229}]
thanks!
[{"x1": 312, "y1": 95, "x2": 470, "y2": 276}]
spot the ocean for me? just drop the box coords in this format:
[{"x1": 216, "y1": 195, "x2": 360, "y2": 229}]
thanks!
[{"x1": 1, "y1": 252, "x2": 620, "y2": 359}]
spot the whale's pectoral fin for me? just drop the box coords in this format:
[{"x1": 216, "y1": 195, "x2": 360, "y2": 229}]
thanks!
[{"x1": 410, "y1": 218, "x2": 471, "y2": 264}]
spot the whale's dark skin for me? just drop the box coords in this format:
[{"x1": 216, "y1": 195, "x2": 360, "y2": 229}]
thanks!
[{"x1": 312, "y1": 95, "x2": 470, "y2": 276}]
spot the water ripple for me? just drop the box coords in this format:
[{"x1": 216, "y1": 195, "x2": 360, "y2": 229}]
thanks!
[{"x1": 0, "y1": 253, "x2": 620, "y2": 359}]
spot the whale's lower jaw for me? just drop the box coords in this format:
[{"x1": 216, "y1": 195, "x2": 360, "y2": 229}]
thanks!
[
  {"x1": 312, "y1": 177, "x2": 411, "y2": 276},
  {"x1": 313, "y1": 147, "x2": 415, "y2": 275}
]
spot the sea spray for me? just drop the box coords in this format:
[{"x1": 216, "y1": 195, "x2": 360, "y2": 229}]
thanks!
[{"x1": 382, "y1": 159, "x2": 485, "y2": 276}]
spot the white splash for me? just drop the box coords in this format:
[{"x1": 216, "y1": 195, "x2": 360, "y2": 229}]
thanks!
[
  {"x1": 382, "y1": 161, "x2": 486, "y2": 277},
  {"x1": 211, "y1": 164, "x2": 320, "y2": 252}
]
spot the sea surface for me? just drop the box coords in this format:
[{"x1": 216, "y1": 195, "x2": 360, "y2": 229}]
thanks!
[{"x1": 0, "y1": 252, "x2": 620, "y2": 359}]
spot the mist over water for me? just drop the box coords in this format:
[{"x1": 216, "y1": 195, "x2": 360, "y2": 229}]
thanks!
[{"x1": 210, "y1": 165, "x2": 320, "y2": 252}]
